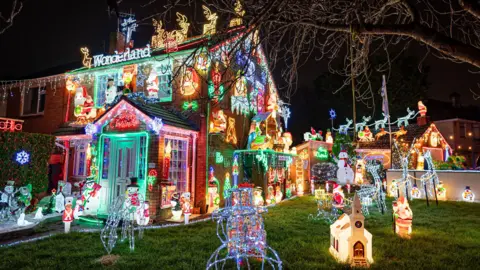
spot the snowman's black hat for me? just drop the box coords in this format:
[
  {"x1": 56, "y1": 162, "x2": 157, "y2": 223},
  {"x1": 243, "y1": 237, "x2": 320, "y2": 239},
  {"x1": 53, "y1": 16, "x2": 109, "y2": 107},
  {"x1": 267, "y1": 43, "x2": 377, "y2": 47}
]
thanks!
[{"x1": 127, "y1": 177, "x2": 139, "y2": 188}]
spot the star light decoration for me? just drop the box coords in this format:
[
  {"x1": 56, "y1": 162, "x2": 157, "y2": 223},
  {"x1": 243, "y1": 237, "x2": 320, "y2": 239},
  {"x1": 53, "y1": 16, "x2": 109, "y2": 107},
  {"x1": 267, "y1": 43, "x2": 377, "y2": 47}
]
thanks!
[
  {"x1": 85, "y1": 123, "x2": 98, "y2": 136},
  {"x1": 329, "y1": 109, "x2": 336, "y2": 119},
  {"x1": 15, "y1": 150, "x2": 30, "y2": 165},
  {"x1": 148, "y1": 117, "x2": 164, "y2": 135}
]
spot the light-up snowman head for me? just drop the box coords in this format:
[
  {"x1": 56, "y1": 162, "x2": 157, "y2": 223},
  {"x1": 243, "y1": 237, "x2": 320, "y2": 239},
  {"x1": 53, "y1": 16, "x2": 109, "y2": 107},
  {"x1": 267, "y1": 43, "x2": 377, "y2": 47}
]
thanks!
[
  {"x1": 126, "y1": 177, "x2": 140, "y2": 196},
  {"x1": 4, "y1": 181, "x2": 15, "y2": 194},
  {"x1": 74, "y1": 82, "x2": 86, "y2": 107},
  {"x1": 18, "y1": 184, "x2": 31, "y2": 197}
]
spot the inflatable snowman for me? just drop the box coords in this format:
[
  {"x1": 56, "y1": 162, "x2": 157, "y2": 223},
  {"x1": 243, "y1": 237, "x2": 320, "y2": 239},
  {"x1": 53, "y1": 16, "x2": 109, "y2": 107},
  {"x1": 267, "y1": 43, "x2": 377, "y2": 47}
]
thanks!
[{"x1": 336, "y1": 150, "x2": 354, "y2": 185}]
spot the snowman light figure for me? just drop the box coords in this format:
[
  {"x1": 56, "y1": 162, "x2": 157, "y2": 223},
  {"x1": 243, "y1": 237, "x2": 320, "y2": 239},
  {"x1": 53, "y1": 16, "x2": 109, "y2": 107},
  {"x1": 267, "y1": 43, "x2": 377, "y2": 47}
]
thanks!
[
  {"x1": 0, "y1": 181, "x2": 18, "y2": 220},
  {"x1": 17, "y1": 184, "x2": 32, "y2": 214},
  {"x1": 105, "y1": 78, "x2": 117, "y2": 104},
  {"x1": 336, "y1": 150, "x2": 354, "y2": 185}
]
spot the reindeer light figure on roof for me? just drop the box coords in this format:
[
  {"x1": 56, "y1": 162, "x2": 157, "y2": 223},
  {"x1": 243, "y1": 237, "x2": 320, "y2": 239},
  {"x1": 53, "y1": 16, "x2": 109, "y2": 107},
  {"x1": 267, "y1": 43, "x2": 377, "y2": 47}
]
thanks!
[{"x1": 355, "y1": 116, "x2": 371, "y2": 132}]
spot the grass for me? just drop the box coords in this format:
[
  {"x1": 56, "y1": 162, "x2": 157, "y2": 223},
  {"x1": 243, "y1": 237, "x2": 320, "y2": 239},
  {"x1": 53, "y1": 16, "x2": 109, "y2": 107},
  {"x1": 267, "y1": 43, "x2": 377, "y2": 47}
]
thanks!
[{"x1": 1, "y1": 196, "x2": 480, "y2": 270}]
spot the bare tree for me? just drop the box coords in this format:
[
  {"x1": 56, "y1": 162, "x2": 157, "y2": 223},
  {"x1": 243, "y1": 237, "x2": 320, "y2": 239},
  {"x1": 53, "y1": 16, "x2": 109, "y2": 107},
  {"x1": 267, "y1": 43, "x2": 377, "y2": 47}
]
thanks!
[
  {"x1": 142, "y1": 0, "x2": 480, "y2": 105},
  {"x1": 0, "y1": 0, "x2": 23, "y2": 35}
]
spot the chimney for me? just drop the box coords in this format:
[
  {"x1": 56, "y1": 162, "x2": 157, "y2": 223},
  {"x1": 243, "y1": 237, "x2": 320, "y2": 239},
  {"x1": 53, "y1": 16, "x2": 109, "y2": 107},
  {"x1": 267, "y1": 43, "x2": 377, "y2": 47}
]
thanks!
[
  {"x1": 450, "y1": 92, "x2": 461, "y2": 108},
  {"x1": 108, "y1": 32, "x2": 126, "y2": 54}
]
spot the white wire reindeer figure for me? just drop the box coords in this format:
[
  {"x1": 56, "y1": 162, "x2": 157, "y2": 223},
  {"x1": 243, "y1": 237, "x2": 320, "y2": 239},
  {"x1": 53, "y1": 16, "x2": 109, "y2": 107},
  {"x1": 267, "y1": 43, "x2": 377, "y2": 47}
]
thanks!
[
  {"x1": 392, "y1": 140, "x2": 416, "y2": 200},
  {"x1": 100, "y1": 182, "x2": 148, "y2": 254},
  {"x1": 416, "y1": 150, "x2": 440, "y2": 201},
  {"x1": 354, "y1": 162, "x2": 387, "y2": 216}
]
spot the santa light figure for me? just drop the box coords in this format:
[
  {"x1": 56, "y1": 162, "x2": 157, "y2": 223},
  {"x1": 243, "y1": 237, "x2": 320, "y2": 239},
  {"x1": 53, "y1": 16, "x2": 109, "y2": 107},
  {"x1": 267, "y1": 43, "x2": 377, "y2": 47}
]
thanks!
[
  {"x1": 418, "y1": 101, "x2": 427, "y2": 117},
  {"x1": 63, "y1": 197, "x2": 74, "y2": 233},
  {"x1": 332, "y1": 184, "x2": 345, "y2": 208},
  {"x1": 393, "y1": 196, "x2": 413, "y2": 238},
  {"x1": 336, "y1": 150, "x2": 354, "y2": 185}
]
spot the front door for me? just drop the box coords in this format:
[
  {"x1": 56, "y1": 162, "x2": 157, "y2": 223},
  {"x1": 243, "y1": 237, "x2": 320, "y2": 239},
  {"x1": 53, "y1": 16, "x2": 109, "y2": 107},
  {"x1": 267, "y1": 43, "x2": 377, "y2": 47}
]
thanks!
[
  {"x1": 114, "y1": 139, "x2": 136, "y2": 198},
  {"x1": 97, "y1": 133, "x2": 148, "y2": 214}
]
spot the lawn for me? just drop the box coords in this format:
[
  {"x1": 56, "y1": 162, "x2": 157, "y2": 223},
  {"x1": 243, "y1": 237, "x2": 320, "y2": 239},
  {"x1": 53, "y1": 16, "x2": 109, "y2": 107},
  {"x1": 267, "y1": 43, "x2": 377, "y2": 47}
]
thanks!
[{"x1": 1, "y1": 196, "x2": 480, "y2": 270}]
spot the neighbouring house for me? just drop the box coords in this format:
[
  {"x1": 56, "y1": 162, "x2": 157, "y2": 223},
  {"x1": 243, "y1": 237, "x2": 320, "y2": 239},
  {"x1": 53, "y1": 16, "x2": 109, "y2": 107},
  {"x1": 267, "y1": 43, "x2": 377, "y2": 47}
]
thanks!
[
  {"x1": 355, "y1": 117, "x2": 452, "y2": 170},
  {"x1": 434, "y1": 118, "x2": 480, "y2": 168},
  {"x1": 0, "y1": 7, "x2": 294, "y2": 221}
]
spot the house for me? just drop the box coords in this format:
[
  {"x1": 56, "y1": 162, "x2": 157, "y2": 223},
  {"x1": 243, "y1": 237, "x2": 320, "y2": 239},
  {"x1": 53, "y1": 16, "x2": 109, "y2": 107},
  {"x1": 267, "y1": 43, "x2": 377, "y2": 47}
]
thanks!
[
  {"x1": 329, "y1": 194, "x2": 373, "y2": 267},
  {"x1": 355, "y1": 119, "x2": 452, "y2": 170},
  {"x1": 0, "y1": 7, "x2": 292, "y2": 220},
  {"x1": 434, "y1": 118, "x2": 480, "y2": 168}
]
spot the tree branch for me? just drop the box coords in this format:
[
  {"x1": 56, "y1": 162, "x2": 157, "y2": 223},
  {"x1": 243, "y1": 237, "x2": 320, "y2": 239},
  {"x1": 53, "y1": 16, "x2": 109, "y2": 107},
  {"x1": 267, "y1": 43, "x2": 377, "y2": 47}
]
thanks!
[
  {"x1": 294, "y1": 21, "x2": 480, "y2": 68},
  {"x1": 0, "y1": 0, "x2": 23, "y2": 35},
  {"x1": 458, "y1": 0, "x2": 480, "y2": 20}
]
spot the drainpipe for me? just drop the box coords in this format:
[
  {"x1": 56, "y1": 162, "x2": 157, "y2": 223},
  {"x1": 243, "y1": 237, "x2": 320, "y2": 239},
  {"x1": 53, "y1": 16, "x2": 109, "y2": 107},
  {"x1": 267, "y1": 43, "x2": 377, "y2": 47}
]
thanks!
[
  {"x1": 56, "y1": 141, "x2": 69, "y2": 182},
  {"x1": 191, "y1": 133, "x2": 197, "y2": 204},
  {"x1": 205, "y1": 102, "x2": 211, "y2": 211}
]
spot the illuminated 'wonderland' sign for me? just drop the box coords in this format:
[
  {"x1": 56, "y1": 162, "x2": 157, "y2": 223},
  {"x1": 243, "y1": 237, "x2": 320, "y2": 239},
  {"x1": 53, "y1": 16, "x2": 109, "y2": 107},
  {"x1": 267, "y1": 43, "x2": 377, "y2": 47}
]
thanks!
[{"x1": 92, "y1": 45, "x2": 151, "y2": 67}]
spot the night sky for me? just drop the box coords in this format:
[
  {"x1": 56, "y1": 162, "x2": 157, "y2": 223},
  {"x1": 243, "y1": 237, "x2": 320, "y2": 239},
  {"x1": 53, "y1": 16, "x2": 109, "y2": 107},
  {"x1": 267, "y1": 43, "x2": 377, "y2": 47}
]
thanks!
[{"x1": 0, "y1": 0, "x2": 478, "y2": 142}]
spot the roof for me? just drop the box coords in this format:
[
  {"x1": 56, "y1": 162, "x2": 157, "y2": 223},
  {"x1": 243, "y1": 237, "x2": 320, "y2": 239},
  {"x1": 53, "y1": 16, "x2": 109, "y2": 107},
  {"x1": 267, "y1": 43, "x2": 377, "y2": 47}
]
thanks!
[
  {"x1": 52, "y1": 123, "x2": 85, "y2": 136},
  {"x1": 134, "y1": 101, "x2": 199, "y2": 131},
  {"x1": 355, "y1": 123, "x2": 430, "y2": 150},
  {"x1": 252, "y1": 112, "x2": 272, "y2": 122}
]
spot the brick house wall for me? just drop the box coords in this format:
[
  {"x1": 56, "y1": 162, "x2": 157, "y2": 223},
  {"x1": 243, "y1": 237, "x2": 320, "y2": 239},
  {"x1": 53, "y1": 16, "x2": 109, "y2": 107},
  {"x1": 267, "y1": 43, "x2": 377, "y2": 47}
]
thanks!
[{"x1": 7, "y1": 80, "x2": 67, "y2": 135}]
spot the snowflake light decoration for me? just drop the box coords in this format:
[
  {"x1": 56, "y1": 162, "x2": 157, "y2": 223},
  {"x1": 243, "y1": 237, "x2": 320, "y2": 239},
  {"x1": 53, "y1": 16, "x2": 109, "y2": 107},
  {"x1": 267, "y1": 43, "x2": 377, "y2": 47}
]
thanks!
[
  {"x1": 15, "y1": 150, "x2": 30, "y2": 165},
  {"x1": 329, "y1": 109, "x2": 336, "y2": 120},
  {"x1": 84, "y1": 123, "x2": 98, "y2": 136},
  {"x1": 148, "y1": 117, "x2": 164, "y2": 135}
]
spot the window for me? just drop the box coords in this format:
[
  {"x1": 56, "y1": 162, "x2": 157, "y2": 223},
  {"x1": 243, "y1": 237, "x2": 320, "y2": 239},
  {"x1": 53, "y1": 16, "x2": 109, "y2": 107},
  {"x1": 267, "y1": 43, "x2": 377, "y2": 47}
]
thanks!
[
  {"x1": 73, "y1": 144, "x2": 88, "y2": 176},
  {"x1": 155, "y1": 62, "x2": 172, "y2": 102},
  {"x1": 460, "y1": 123, "x2": 466, "y2": 138},
  {"x1": 21, "y1": 87, "x2": 46, "y2": 116},
  {"x1": 95, "y1": 71, "x2": 121, "y2": 107},
  {"x1": 165, "y1": 137, "x2": 188, "y2": 194},
  {"x1": 473, "y1": 124, "x2": 480, "y2": 139}
]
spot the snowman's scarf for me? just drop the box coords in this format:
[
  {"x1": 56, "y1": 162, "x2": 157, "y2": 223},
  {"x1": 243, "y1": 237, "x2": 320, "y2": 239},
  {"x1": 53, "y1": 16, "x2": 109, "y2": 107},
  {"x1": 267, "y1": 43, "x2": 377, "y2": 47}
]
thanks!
[{"x1": 340, "y1": 158, "x2": 350, "y2": 168}]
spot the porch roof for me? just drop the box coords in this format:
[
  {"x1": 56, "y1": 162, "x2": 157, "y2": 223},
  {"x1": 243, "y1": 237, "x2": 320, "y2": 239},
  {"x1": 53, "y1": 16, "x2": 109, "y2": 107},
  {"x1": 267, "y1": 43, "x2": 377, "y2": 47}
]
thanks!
[{"x1": 122, "y1": 97, "x2": 199, "y2": 131}]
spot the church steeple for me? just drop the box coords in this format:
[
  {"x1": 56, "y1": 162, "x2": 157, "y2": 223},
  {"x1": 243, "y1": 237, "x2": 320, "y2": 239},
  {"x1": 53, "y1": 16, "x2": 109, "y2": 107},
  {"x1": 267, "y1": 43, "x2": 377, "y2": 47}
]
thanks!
[{"x1": 351, "y1": 194, "x2": 365, "y2": 231}]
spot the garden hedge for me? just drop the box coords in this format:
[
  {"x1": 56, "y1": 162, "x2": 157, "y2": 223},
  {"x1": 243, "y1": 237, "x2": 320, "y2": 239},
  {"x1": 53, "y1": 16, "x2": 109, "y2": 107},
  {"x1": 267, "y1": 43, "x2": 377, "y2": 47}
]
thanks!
[{"x1": 0, "y1": 132, "x2": 55, "y2": 194}]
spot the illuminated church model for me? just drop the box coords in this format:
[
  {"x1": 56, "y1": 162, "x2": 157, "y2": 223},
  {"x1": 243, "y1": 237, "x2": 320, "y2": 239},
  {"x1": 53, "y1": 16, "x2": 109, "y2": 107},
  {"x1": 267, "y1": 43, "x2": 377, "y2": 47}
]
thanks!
[{"x1": 329, "y1": 194, "x2": 373, "y2": 267}]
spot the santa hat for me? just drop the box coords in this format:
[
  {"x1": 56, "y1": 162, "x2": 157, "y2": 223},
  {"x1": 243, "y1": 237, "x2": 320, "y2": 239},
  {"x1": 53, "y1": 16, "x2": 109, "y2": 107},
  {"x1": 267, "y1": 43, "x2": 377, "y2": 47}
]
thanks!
[
  {"x1": 310, "y1": 127, "x2": 316, "y2": 135},
  {"x1": 81, "y1": 86, "x2": 88, "y2": 98},
  {"x1": 397, "y1": 196, "x2": 407, "y2": 204}
]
